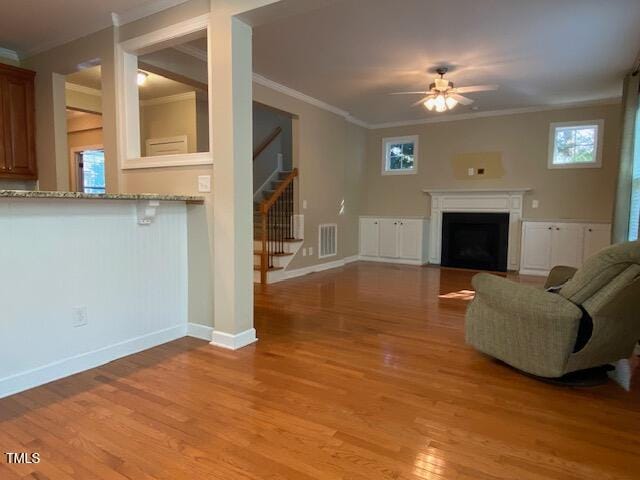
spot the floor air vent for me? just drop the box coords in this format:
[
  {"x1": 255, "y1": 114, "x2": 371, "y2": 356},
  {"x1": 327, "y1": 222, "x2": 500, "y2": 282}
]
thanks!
[{"x1": 319, "y1": 223, "x2": 338, "y2": 259}]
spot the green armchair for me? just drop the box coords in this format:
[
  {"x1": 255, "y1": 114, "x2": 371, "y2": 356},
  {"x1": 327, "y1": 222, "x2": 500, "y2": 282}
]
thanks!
[{"x1": 465, "y1": 241, "x2": 640, "y2": 378}]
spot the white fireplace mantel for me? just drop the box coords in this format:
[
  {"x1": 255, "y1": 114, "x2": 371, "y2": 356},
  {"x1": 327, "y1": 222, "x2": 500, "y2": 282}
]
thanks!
[{"x1": 423, "y1": 187, "x2": 532, "y2": 270}]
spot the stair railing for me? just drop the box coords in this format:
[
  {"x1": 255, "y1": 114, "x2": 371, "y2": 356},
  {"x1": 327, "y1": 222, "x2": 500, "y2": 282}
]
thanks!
[
  {"x1": 253, "y1": 126, "x2": 282, "y2": 162},
  {"x1": 259, "y1": 168, "x2": 298, "y2": 284}
]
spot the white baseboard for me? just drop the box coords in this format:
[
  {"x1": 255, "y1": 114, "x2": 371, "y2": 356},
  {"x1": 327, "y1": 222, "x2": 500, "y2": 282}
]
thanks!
[
  {"x1": 187, "y1": 322, "x2": 213, "y2": 341},
  {"x1": 0, "y1": 324, "x2": 186, "y2": 400},
  {"x1": 358, "y1": 255, "x2": 426, "y2": 266},
  {"x1": 277, "y1": 255, "x2": 359, "y2": 283},
  {"x1": 210, "y1": 328, "x2": 258, "y2": 350},
  {"x1": 518, "y1": 268, "x2": 549, "y2": 277}
]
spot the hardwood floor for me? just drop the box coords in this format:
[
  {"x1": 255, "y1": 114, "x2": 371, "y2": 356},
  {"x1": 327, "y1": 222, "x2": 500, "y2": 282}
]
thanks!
[{"x1": 1, "y1": 262, "x2": 639, "y2": 479}]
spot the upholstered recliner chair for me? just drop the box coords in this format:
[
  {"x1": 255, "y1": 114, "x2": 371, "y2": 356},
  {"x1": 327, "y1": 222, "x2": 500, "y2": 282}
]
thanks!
[{"x1": 465, "y1": 241, "x2": 640, "y2": 379}]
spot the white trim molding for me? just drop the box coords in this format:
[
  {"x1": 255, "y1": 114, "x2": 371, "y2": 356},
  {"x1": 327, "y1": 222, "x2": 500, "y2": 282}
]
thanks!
[
  {"x1": 0, "y1": 47, "x2": 20, "y2": 63},
  {"x1": 122, "y1": 151, "x2": 212, "y2": 170},
  {"x1": 187, "y1": 323, "x2": 213, "y2": 341},
  {"x1": 381, "y1": 135, "x2": 419, "y2": 176},
  {"x1": 112, "y1": 0, "x2": 193, "y2": 27},
  {"x1": 252, "y1": 73, "x2": 370, "y2": 128},
  {"x1": 119, "y1": 13, "x2": 209, "y2": 54},
  {"x1": 548, "y1": 119, "x2": 604, "y2": 169},
  {"x1": 423, "y1": 188, "x2": 532, "y2": 271},
  {"x1": 210, "y1": 328, "x2": 258, "y2": 350},
  {"x1": 0, "y1": 325, "x2": 186, "y2": 400}
]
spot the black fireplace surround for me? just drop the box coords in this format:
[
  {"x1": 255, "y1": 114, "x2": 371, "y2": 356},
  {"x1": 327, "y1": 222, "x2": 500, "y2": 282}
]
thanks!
[{"x1": 441, "y1": 212, "x2": 509, "y2": 272}]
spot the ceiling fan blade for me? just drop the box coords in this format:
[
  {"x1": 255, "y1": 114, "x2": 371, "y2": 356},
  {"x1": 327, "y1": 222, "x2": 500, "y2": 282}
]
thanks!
[
  {"x1": 453, "y1": 84, "x2": 499, "y2": 94},
  {"x1": 388, "y1": 91, "x2": 429, "y2": 95},
  {"x1": 449, "y1": 93, "x2": 474, "y2": 105},
  {"x1": 411, "y1": 96, "x2": 432, "y2": 107}
]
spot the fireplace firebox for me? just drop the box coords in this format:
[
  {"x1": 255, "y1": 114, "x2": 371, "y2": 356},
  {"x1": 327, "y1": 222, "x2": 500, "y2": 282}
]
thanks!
[{"x1": 441, "y1": 212, "x2": 509, "y2": 272}]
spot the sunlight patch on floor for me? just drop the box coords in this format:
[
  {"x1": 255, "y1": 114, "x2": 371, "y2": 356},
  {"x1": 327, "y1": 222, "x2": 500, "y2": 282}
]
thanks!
[{"x1": 438, "y1": 289, "x2": 476, "y2": 300}]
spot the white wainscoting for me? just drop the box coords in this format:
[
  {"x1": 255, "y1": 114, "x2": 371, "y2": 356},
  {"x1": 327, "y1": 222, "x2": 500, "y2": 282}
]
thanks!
[{"x1": 0, "y1": 198, "x2": 190, "y2": 399}]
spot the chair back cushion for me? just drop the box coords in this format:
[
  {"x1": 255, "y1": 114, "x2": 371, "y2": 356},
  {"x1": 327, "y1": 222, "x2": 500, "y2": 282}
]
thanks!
[{"x1": 559, "y1": 240, "x2": 640, "y2": 305}]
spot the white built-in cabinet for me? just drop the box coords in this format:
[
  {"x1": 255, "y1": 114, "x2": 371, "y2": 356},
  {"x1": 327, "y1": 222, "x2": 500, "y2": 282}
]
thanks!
[
  {"x1": 359, "y1": 217, "x2": 429, "y2": 265},
  {"x1": 520, "y1": 221, "x2": 611, "y2": 276}
]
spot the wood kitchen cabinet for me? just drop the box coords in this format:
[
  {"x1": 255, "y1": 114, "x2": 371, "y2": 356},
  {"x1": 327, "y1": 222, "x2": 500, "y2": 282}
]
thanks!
[{"x1": 0, "y1": 63, "x2": 37, "y2": 180}]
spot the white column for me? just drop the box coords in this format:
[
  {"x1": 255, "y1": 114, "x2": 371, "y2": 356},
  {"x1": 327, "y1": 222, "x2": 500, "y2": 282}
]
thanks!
[{"x1": 209, "y1": 10, "x2": 256, "y2": 349}]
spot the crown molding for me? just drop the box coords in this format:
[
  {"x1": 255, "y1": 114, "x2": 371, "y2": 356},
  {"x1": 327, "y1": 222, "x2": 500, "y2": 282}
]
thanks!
[
  {"x1": 173, "y1": 44, "x2": 207, "y2": 62},
  {"x1": 0, "y1": 47, "x2": 20, "y2": 63},
  {"x1": 140, "y1": 91, "x2": 195, "y2": 107},
  {"x1": 112, "y1": 0, "x2": 192, "y2": 27},
  {"x1": 252, "y1": 73, "x2": 370, "y2": 128},
  {"x1": 65, "y1": 83, "x2": 102, "y2": 97},
  {"x1": 369, "y1": 97, "x2": 622, "y2": 129}
]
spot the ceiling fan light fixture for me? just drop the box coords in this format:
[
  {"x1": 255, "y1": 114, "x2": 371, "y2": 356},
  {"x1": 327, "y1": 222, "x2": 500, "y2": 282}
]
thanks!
[
  {"x1": 445, "y1": 95, "x2": 458, "y2": 110},
  {"x1": 434, "y1": 94, "x2": 446, "y2": 111},
  {"x1": 424, "y1": 97, "x2": 435, "y2": 110}
]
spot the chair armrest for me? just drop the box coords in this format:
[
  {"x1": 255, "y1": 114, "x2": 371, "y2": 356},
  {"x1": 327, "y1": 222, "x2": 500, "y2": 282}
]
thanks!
[
  {"x1": 472, "y1": 273, "x2": 580, "y2": 318},
  {"x1": 544, "y1": 265, "x2": 578, "y2": 290},
  {"x1": 466, "y1": 273, "x2": 583, "y2": 377}
]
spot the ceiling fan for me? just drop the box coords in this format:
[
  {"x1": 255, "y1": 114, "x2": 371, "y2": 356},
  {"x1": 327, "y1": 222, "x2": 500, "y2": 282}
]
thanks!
[{"x1": 390, "y1": 67, "x2": 498, "y2": 112}]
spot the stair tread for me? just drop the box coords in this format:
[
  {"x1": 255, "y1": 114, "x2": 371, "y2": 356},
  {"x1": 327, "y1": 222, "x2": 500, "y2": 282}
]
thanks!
[
  {"x1": 254, "y1": 250, "x2": 294, "y2": 257},
  {"x1": 253, "y1": 238, "x2": 303, "y2": 242},
  {"x1": 253, "y1": 265, "x2": 284, "y2": 272}
]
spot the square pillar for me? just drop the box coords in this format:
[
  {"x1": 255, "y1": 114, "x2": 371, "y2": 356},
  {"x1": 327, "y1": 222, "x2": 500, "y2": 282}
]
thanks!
[{"x1": 210, "y1": 12, "x2": 256, "y2": 349}]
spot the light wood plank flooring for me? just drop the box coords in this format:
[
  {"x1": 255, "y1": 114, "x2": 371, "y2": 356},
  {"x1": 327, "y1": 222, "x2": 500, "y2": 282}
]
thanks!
[{"x1": 1, "y1": 262, "x2": 638, "y2": 479}]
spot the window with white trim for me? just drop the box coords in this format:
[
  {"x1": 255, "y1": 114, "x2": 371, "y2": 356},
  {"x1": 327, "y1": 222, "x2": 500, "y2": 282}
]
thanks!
[
  {"x1": 548, "y1": 120, "x2": 603, "y2": 169},
  {"x1": 382, "y1": 135, "x2": 418, "y2": 175},
  {"x1": 629, "y1": 108, "x2": 640, "y2": 241}
]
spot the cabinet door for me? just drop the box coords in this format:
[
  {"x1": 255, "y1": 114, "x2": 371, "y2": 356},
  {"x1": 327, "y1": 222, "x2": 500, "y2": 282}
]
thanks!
[
  {"x1": 521, "y1": 223, "x2": 553, "y2": 271},
  {"x1": 550, "y1": 224, "x2": 583, "y2": 268},
  {"x1": 359, "y1": 218, "x2": 380, "y2": 257},
  {"x1": 378, "y1": 219, "x2": 399, "y2": 258},
  {"x1": 583, "y1": 224, "x2": 611, "y2": 261},
  {"x1": 398, "y1": 219, "x2": 421, "y2": 260},
  {"x1": 3, "y1": 74, "x2": 36, "y2": 178}
]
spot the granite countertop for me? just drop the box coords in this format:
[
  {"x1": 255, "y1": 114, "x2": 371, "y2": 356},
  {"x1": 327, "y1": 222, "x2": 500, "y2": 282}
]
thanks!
[{"x1": 0, "y1": 190, "x2": 205, "y2": 203}]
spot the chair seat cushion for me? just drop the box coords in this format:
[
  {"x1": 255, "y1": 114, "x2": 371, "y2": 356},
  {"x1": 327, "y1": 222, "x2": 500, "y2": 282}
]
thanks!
[{"x1": 559, "y1": 240, "x2": 640, "y2": 304}]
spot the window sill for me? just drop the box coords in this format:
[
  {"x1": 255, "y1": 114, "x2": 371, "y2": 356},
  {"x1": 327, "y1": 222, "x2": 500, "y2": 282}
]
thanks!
[
  {"x1": 121, "y1": 152, "x2": 213, "y2": 170},
  {"x1": 547, "y1": 162, "x2": 601, "y2": 170},
  {"x1": 381, "y1": 169, "x2": 417, "y2": 176}
]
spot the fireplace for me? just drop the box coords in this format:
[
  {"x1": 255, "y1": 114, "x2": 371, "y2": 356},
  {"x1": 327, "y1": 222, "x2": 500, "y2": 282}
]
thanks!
[{"x1": 441, "y1": 212, "x2": 509, "y2": 272}]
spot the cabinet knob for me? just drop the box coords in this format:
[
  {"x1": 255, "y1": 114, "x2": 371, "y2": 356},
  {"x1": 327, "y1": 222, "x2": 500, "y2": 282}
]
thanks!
[
  {"x1": 588, "y1": 228, "x2": 592, "y2": 232},
  {"x1": 374, "y1": 222, "x2": 378, "y2": 225},
  {"x1": 400, "y1": 222, "x2": 404, "y2": 225},
  {"x1": 556, "y1": 227, "x2": 560, "y2": 231},
  {"x1": 548, "y1": 227, "x2": 552, "y2": 230},
  {"x1": 394, "y1": 222, "x2": 397, "y2": 225}
]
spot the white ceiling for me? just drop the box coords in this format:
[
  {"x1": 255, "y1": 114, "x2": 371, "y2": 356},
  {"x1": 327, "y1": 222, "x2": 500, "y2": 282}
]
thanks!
[
  {"x1": 252, "y1": 0, "x2": 640, "y2": 125},
  {"x1": 0, "y1": 0, "x2": 189, "y2": 57}
]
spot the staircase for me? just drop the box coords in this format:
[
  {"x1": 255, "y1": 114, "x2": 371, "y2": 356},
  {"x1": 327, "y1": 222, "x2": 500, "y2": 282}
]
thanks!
[{"x1": 253, "y1": 169, "x2": 302, "y2": 284}]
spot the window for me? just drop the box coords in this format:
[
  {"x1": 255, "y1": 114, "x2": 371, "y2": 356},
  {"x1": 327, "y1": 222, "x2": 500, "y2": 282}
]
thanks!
[
  {"x1": 629, "y1": 108, "x2": 640, "y2": 241},
  {"x1": 382, "y1": 135, "x2": 418, "y2": 175},
  {"x1": 76, "y1": 149, "x2": 106, "y2": 194},
  {"x1": 548, "y1": 120, "x2": 603, "y2": 169}
]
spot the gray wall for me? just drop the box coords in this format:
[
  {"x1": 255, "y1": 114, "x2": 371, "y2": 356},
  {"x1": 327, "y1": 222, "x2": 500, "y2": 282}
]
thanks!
[{"x1": 253, "y1": 103, "x2": 292, "y2": 193}]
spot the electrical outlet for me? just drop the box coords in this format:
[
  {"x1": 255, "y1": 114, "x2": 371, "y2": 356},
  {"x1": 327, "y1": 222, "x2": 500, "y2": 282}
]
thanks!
[
  {"x1": 532, "y1": 200, "x2": 539, "y2": 209},
  {"x1": 72, "y1": 306, "x2": 88, "y2": 327},
  {"x1": 308, "y1": 246, "x2": 314, "y2": 256},
  {"x1": 197, "y1": 175, "x2": 211, "y2": 193},
  {"x1": 467, "y1": 168, "x2": 475, "y2": 176},
  {"x1": 302, "y1": 248, "x2": 307, "y2": 256},
  {"x1": 303, "y1": 200, "x2": 308, "y2": 209}
]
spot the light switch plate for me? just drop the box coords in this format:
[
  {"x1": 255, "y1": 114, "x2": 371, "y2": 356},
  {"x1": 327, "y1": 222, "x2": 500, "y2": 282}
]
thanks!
[
  {"x1": 468, "y1": 168, "x2": 475, "y2": 176},
  {"x1": 197, "y1": 175, "x2": 211, "y2": 193},
  {"x1": 308, "y1": 246, "x2": 314, "y2": 256},
  {"x1": 302, "y1": 248, "x2": 307, "y2": 256},
  {"x1": 72, "y1": 306, "x2": 88, "y2": 327},
  {"x1": 532, "y1": 200, "x2": 539, "y2": 209},
  {"x1": 303, "y1": 200, "x2": 308, "y2": 209}
]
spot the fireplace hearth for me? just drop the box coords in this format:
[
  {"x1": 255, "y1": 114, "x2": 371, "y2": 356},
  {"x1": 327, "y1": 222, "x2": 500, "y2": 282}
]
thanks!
[{"x1": 441, "y1": 212, "x2": 509, "y2": 272}]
